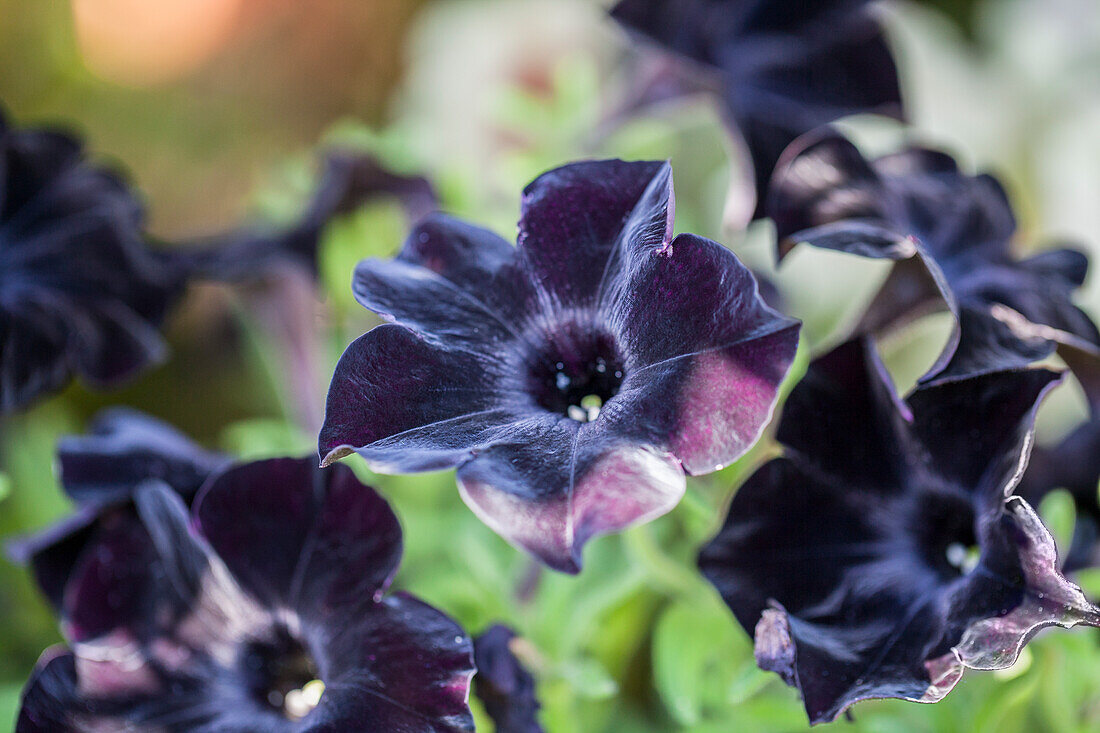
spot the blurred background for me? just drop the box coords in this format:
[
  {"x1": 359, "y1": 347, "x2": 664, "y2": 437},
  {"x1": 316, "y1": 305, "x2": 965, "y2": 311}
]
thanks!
[{"x1": 2, "y1": 0, "x2": 1100, "y2": 730}]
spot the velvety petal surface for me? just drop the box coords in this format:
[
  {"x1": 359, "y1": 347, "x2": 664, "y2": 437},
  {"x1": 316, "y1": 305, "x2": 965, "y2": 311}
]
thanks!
[{"x1": 194, "y1": 457, "x2": 403, "y2": 620}]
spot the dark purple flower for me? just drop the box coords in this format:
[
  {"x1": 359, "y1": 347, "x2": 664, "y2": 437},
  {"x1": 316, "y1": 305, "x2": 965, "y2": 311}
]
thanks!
[
  {"x1": 767, "y1": 128, "x2": 1100, "y2": 385},
  {"x1": 698, "y1": 338, "x2": 1100, "y2": 724},
  {"x1": 171, "y1": 152, "x2": 437, "y2": 281},
  {"x1": 319, "y1": 159, "x2": 800, "y2": 572},
  {"x1": 472, "y1": 626, "x2": 543, "y2": 733},
  {"x1": 0, "y1": 110, "x2": 181, "y2": 412},
  {"x1": 610, "y1": 0, "x2": 903, "y2": 220},
  {"x1": 8, "y1": 408, "x2": 229, "y2": 610},
  {"x1": 1018, "y1": 417, "x2": 1100, "y2": 572},
  {"x1": 17, "y1": 457, "x2": 475, "y2": 732}
]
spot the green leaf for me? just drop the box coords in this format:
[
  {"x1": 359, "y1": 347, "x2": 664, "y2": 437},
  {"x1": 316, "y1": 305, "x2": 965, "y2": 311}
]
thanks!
[
  {"x1": 652, "y1": 596, "x2": 749, "y2": 725},
  {"x1": 559, "y1": 657, "x2": 618, "y2": 700}
]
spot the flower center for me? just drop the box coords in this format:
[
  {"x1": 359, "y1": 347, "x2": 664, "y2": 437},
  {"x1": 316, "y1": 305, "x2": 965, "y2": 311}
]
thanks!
[
  {"x1": 241, "y1": 630, "x2": 324, "y2": 722},
  {"x1": 525, "y1": 327, "x2": 625, "y2": 422},
  {"x1": 912, "y1": 491, "x2": 980, "y2": 579}
]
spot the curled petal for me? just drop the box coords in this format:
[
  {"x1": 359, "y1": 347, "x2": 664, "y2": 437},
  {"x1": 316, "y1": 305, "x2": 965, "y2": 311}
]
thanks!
[
  {"x1": 952, "y1": 497, "x2": 1100, "y2": 669},
  {"x1": 57, "y1": 408, "x2": 228, "y2": 505},
  {"x1": 908, "y1": 365, "x2": 1063, "y2": 502}
]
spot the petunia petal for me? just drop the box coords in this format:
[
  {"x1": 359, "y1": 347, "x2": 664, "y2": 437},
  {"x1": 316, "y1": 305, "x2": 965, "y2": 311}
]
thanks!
[
  {"x1": 319, "y1": 593, "x2": 475, "y2": 732},
  {"x1": 517, "y1": 160, "x2": 673, "y2": 306},
  {"x1": 195, "y1": 457, "x2": 403, "y2": 620},
  {"x1": 57, "y1": 407, "x2": 228, "y2": 505},
  {"x1": 776, "y1": 337, "x2": 912, "y2": 488},
  {"x1": 610, "y1": 233, "x2": 799, "y2": 474},
  {"x1": 457, "y1": 415, "x2": 684, "y2": 573},
  {"x1": 319, "y1": 324, "x2": 515, "y2": 470},
  {"x1": 908, "y1": 366, "x2": 1063, "y2": 501}
]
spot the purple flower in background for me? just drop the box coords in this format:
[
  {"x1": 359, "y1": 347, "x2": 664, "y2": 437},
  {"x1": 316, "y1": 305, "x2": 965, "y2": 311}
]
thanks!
[
  {"x1": 171, "y1": 152, "x2": 437, "y2": 281},
  {"x1": 0, "y1": 110, "x2": 180, "y2": 412},
  {"x1": 8, "y1": 408, "x2": 229, "y2": 610},
  {"x1": 768, "y1": 128, "x2": 1100, "y2": 386},
  {"x1": 17, "y1": 457, "x2": 475, "y2": 732},
  {"x1": 319, "y1": 159, "x2": 799, "y2": 572},
  {"x1": 610, "y1": 0, "x2": 903, "y2": 221},
  {"x1": 698, "y1": 338, "x2": 1100, "y2": 724},
  {"x1": 473, "y1": 626, "x2": 543, "y2": 733}
]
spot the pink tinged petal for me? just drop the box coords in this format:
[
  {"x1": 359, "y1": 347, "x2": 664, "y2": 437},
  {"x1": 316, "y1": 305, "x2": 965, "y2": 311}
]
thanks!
[
  {"x1": 457, "y1": 418, "x2": 684, "y2": 573},
  {"x1": 952, "y1": 497, "x2": 1100, "y2": 669},
  {"x1": 668, "y1": 331, "x2": 798, "y2": 474}
]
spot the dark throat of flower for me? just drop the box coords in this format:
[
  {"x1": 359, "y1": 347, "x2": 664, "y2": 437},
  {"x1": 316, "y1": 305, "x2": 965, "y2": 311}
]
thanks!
[
  {"x1": 914, "y1": 493, "x2": 981, "y2": 579},
  {"x1": 525, "y1": 328, "x2": 625, "y2": 423},
  {"x1": 240, "y1": 629, "x2": 325, "y2": 722}
]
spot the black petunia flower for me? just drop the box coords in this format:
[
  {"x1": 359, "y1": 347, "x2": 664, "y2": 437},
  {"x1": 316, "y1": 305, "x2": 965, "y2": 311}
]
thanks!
[
  {"x1": 17, "y1": 456, "x2": 476, "y2": 732},
  {"x1": 767, "y1": 128, "x2": 1100, "y2": 385},
  {"x1": 8, "y1": 408, "x2": 229, "y2": 610},
  {"x1": 698, "y1": 338, "x2": 1100, "y2": 724},
  {"x1": 610, "y1": 0, "x2": 903, "y2": 221},
  {"x1": 472, "y1": 625, "x2": 543, "y2": 733},
  {"x1": 319, "y1": 159, "x2": 800, "y2": 572},
  {"x1": 0, "y1": 110, "x2": 181, "y2": 412},
  {"x1": 0, "y1": 105, "x2": 430, "y2": 413}
]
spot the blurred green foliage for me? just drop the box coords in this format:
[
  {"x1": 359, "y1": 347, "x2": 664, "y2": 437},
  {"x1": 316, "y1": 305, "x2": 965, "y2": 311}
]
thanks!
[{"x1": 2, "y1": 0, "x2": 1100, "y2": 731}]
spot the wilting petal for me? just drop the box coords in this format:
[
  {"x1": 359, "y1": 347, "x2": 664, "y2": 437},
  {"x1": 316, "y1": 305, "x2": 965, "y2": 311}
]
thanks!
[
  {"x1": 473, "y1": 625, "x2": 543, "y2": 733},
  {"x1": 195, "y1": 458, "x2": 403, "y2": 620}
]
